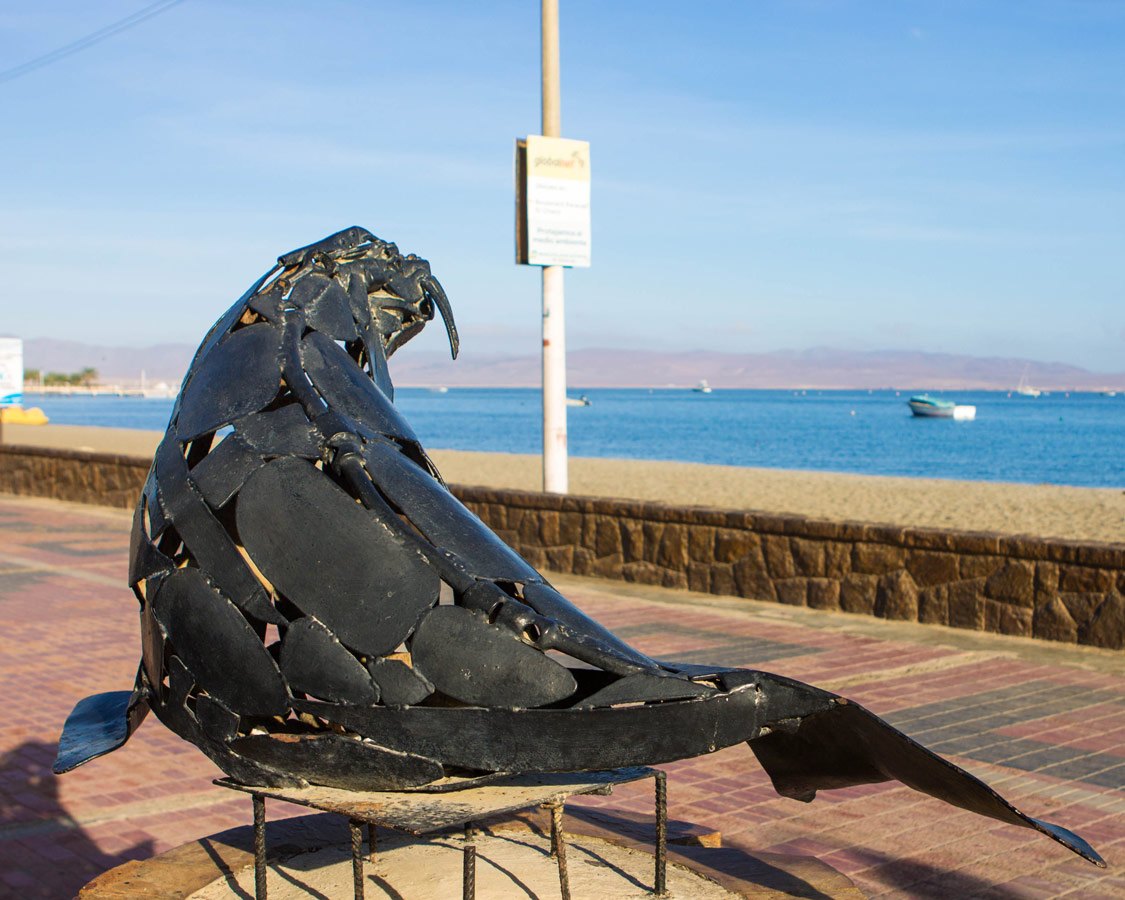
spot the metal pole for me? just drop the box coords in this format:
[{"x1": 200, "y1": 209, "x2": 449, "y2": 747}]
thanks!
[
  {"x1": 540, "y1": 0, "x2": 568, "y2": 494},
  {"x1": 350, "y1": 819, "x2": 365, "y2": 900},
  {"x1": 253, "y1": 794, "x2": 267, "y2": 900}
]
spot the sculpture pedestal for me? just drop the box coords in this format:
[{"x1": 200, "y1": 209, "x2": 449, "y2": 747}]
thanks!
[{"x1": 77, "y1": 772, "x2": 865, "y2": 900}]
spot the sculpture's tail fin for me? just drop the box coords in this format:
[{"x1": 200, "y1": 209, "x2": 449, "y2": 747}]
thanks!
[
  {"x1": 53, "y1": 670, "x2": 149, "y2": 774},
  {"x1": 748, "y1": 699, "x2": 1105, "y2": 867}
]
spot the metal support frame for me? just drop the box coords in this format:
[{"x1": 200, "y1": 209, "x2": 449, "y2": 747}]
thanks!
[
  {"x1": 654, "y1": 769, "x2": 668, "y2": 896},
  {"x1": 462, "y1": 842, "x2": 476, "y2": 900},
  {"x1": 349, "y1": 819, "x2": 365, "y2": 900},
  {"x1": 549, "y1": 803, "x2": 572, "y2": 900},
  {"x1": 253, "y1": 794, "x2": 267, "y2": 900},
  {"x1": 239, "y1": 769, "x2": 668, "y2": 900}
]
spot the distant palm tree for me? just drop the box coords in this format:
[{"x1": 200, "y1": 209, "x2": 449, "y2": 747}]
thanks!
[{"x1": 77, "y1": 367, "x2": 98, "y2": 387}]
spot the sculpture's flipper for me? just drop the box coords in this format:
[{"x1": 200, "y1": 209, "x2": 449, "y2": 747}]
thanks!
[
  {"x1": 748, "y1": 698, "x2": 1106, "y2": 867},
  {"x1": 53, "y1": 676, "x2": 148, "y2": 774}
]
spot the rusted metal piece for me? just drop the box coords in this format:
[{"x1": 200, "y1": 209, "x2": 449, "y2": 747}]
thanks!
[
  {"x1": 253, "y1": 794, "x2": 267, "y2": 900},
  {"x1": 349, "y1": 819, "x2": 364, "y2": 900},
  {"x1": 53, "y1": 226, "x2": 1104, "y2": 869},
  {"x1": 215, "y1": 769, "x2": 653, "y2": 835},
  {"x1": 654, "y1": 769, "x2": 668, "y2": 896},
  {"x1": 550, "y1": 804, "x2": 571, "y2": 900},
  {"x1": 462, "y1": 842, "x2": 476, "y2": 900}
]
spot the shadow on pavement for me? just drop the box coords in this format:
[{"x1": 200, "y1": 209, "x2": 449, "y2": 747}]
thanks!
[{"x1": 0, "y1": 740, "x2": 155, "y2": 899}]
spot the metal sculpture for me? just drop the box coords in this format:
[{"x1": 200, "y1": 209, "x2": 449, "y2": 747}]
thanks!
[{"x1": 55, "y1": 227, "x2": 1103, "y2": 867}]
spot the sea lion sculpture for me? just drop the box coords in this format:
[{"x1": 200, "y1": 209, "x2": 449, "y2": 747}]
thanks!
[{"x1": 56, "y1": 226, "x2": 1102, "y2": 867}]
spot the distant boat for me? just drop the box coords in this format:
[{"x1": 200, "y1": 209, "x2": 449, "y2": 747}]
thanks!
[
  {"x1": 693, "y1": 380, "x2": 712, "y2": 394},
  {"x1": 427, "y1": 386, "x2": 449, "y2": 394},
  {"x1": 1100, "y1": 390, "x2": 1117, "y2": 398},
  {"x1": 907, "y1": 395, "x2": 976, "y2": 420},
  {"x1": 1015, "y1": 365, "x2": 1041, "y2": 398},
  {"x1": 566, "y1": 395, "x2": 591, "y2": 407}
]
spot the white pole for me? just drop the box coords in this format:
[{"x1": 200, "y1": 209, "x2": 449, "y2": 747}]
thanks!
[{"x1": 541, "y1": 0, "x2": 568, "y2": 493}]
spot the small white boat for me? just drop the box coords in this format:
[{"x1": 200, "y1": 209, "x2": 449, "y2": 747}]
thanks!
[
  {"x1": 566, "y1": 395, "x2": 591, "y2": 407},
  {"x1": 693, "y1": 380, "x2": 712, "y2": 394},
  {"x1": 428, "y1": 386, "x2": 449, "y2": 394},
  {"x1": 1015, "y1": 365, "x2": 1041, "y2": 397},
  {"x1": 907, "y1": 395, "x2": 976, "y2": 420}
]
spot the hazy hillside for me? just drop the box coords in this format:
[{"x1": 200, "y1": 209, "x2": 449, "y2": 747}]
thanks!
[{"x1": 18, "y1": 339, "x2": 1125, "y2": 391}]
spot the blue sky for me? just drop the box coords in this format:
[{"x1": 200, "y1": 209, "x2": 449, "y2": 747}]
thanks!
[{"x1": 1, "y1": 1, "x2": 1122, "y2": 370}]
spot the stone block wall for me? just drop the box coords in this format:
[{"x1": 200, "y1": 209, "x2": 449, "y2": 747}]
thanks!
[
  {"x1": 454, "y1": 485, "x2": 1125, "y2": 651},
  {"x1": 2, "y1": 444, "x2": 1122, "y2": 649},
  {"x1": 0, "y1": 444, "x2": 148, "y2": 509}
]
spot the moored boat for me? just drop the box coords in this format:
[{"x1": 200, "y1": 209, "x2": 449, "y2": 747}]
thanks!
[{"x1": 907, "y1": 395, "x2": 976, "y2": 420}]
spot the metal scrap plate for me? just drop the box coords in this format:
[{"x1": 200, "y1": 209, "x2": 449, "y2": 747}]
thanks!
[{"x1": 215, "y1": 767, "x2": 655, "y2": 834}]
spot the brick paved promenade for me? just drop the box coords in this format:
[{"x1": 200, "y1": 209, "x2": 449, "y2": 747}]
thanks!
[{"x1": 1, "y1": 494, "x2": 1121, "y2": 899}]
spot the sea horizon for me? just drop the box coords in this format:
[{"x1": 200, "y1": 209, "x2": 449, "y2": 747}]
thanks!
[{"x1": 19, "y1": 388, "x2": 1125, "y2": 491}]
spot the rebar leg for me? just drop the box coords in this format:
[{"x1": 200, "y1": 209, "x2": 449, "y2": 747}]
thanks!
[
  {"x1": 654, "y1": 770, "x2": 668, "y2": 896},
  {"x1": 367, "y1": 823, "x2": 377, "y2": 863},
  {"x1": 463, "y1": 843, "x2": 476, "y2": 900},
  {"x1": 550, "y1": 803, "x2": 571, "y2": 900},
  {"x1": 253, "y1": 794, "x2": 267, "y2": 900},
  {"x1": 350, "y1": 819, "x2": 364, "y2": 900}
]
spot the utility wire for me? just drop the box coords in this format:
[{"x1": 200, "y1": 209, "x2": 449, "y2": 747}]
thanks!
[{"x1": 0, "y1": 0, "x2": 188, "y2": 85}]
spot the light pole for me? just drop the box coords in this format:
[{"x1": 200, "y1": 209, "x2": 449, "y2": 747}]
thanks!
[{"x1": 540, "y1": 0, "x2": 567, "y2": 494}]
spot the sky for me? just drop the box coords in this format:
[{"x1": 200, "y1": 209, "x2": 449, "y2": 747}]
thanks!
[{"x1": 1, "y1": 1, "x2": 1122, "y2": 371}]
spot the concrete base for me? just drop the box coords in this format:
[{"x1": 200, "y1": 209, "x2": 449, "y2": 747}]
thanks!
[{"x1": 76, "y1": 810, "x2": 865, "y2": 900}]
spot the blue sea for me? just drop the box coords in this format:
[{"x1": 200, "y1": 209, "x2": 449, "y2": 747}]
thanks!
[{"x1": 24, "y1": 389, "x2": 1125, "y2": 489}]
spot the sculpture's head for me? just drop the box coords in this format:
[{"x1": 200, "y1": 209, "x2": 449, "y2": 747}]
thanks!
[{"x1": 277, "y1": 226, "x2": 459, "y2": 361}]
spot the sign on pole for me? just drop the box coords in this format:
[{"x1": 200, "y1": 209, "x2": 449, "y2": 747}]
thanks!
[
  {"x1": 0, "y1": 339, "x2": 23, "y2": 408},
  {"x1": 515, "y1": 135, "x2": 590, "y2": 268}
]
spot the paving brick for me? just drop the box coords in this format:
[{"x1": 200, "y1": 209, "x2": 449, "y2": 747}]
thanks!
[{"x1": 1, "y1": 495, "x2": 1121, "y2": 899}]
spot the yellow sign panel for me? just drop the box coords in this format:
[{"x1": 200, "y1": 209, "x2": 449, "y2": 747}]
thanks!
[{"x1": 522, "y1": 135, "x2": 591, "y2": 268}]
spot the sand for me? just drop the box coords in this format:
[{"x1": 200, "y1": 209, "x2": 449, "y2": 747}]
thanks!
[
  {"x1": 189, "y1": 832, "x2": 740, "y2": 900},
  {"x1": 4, "y1": 424, "x2": 1123, "y2": 544}
]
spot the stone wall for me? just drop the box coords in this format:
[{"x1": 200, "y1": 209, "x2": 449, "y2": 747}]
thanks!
[
  {"x1": 2, "y1": 443, "x2": 1122, "y2": 649},
  {"x1": 454, "y1": 485, "x2": 1125, "y2": 651},
  {"x1": 0, "y1": 444, "x2": 148, "y2": 509}
]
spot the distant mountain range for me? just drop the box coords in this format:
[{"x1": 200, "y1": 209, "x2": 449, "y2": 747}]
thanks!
[{"x1": 19, "y1": 338, "x2": 1125, "y2": 392}]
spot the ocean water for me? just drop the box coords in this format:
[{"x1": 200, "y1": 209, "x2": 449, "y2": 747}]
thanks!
[{"x1": 24, "y1": 389, "x2": 1125, "y2": 489}]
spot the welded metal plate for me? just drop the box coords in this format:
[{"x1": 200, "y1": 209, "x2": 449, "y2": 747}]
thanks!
[
  {"x1": 299, "y1": 332, "x2": 416, "y2": 441},
  {"x1": 294, "y1": 684, "x2": 769, "y2": 772},
  {"x1": 229, "y1": 734, "x2": 442, "y2": 791},
  {"x1": 306, "y1": 279, "x2": 358, "y2": 341},
  {"x1": 522, "y1": 582, "x2": 658, "y2": 670},
  {"x1": 155, "y1": 438, "x2": 281, "y2": 624},
  {"x1": 176, "y1": 323, "x2": 283, "y2": 440},
  {"x1": 215, "y1": 767, "x2": 654, "y2": 834},
  {"x1": 363, "y1": 439, "x2": 540, "y2": 582},
  {"x1": 196, "y1": 695, "x2": 240, "y2": 743},
  {"x1": 53, "y1": 690, "x2": 148, "y2": 774},
  {"x1": 748, "y1": 700, "x2": 1105, "y2": 866},
  {"x1": 237, "y1": 457, "x2": 439, "y2": 656},
  {"x1": 140, "y1": 601, "x2": 164, "y2": 695},
  {"x1": 280, "y1": 617, "x2": 378, "y2": 705},
  {"x1": 410, "y1": 606, "x2": 577, "y2": 709},
  {"x1": 128, "y1": 504, "x2": 173, "y2": 586},
  {"x1": 367, "y1": 658, "x2": 433, "y2": 708},
  {"x1": 151, "y1": 568, "x2": 289, "y2": 717},
  {"x1": 574, "y1": 673, "x2": 717, "y2": 709},
  {"x1": 188, "y1": 433, "x2": 265, "y2": 508},
  {"x1": 234, "y1": 403, "x2": 319, "y2": 458}
]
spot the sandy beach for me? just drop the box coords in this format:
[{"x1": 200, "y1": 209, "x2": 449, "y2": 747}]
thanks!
[{"x1": 4, "y1": 423, "x2": 1123, "y2": 544}]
